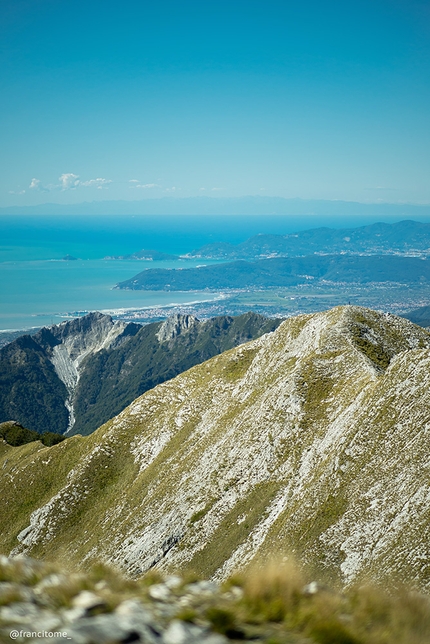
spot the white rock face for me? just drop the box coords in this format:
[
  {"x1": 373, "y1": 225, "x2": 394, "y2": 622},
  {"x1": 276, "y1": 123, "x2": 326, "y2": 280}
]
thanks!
[
  {"x1": 156, "y1": 314, "x2": 199, "y2": 343},
  {"x1": 51, "y1": 345, "x2": 79, "y2": 392},
  {"x1": 48, "y1": 313, "x2": 128, "y2": 432},
  {"x1": 4, "y1": 306, "x2": 430, "y2": 590}
]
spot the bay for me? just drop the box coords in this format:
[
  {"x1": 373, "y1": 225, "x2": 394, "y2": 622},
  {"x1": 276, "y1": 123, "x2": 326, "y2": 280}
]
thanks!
[
  {"x1": 0, "y1": 212, "x2": 413, "y2": 331},
  {"x1": 0, "y1": 258, "x2": 225, "y2": 330}
]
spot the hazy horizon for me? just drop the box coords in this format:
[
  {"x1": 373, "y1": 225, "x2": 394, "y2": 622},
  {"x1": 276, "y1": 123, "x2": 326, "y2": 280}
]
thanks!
[{"x1": 2, "y1": 195, "x2": 430, "y2": 218}]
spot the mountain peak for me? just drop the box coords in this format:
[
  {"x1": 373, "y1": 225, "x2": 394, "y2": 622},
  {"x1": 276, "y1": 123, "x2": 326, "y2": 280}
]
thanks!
[{"x1": 156, "y1": 314, "x2": 199, "y2": 343}]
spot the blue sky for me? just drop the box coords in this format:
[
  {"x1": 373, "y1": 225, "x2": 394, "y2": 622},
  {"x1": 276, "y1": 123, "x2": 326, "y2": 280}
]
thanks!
[{"x1": 1, "y1": 0, "x2": 430, "y2": 207}]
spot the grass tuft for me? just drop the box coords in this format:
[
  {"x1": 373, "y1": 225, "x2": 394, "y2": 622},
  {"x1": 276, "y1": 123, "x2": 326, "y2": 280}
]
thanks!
[
  {"x1": 205, "y1": 606, "x2": 245, "y2": 639},
  {"x1": 242, "y1": 559, "x2": 304, "y2": 623}
]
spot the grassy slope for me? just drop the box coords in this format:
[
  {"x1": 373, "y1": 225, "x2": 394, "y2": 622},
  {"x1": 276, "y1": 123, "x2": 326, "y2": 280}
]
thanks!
[{"x1": 1, "y1": 306, "x2": 429, "y2": 591}]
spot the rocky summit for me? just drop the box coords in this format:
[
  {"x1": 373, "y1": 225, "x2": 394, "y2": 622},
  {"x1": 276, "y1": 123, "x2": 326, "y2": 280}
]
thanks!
[{"x1": 1, "y1": 306, "x2": 430, "y2": 591}]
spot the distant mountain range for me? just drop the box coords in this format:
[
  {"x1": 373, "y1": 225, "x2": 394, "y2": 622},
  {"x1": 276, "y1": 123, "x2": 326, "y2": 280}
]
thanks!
[
  {"x1": 2, "y1": 306, "x2": 430, "y2": 590},
  {"x1": 0, "y1": 311, "x2": 280, "y2": 436},
  {"x1": 2, "y1": 196, "x2": 430, "y2": 216},
  {"x1": 186, "y1": 220, "x2": 430, "y2": 259},
  {"x1": 117, "y1": 254, "x2": 430, "y2": 291}
]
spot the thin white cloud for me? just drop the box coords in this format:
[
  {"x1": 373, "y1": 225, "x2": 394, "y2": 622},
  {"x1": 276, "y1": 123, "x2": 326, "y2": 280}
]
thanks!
[
  {"x1": 28, "y1": 177, "x2": 50, "y2": 192},
  {"x1": 81, "y1": 178, "x2": 112, "y2": 189},
  {"x1": 165, "y1": 187, "x2": 177, "y2": 192},
  {"x1": 211, "y1": 187, "x2": 222, "y2": 191},
  {"x1": 29, "y1": 178, "x2": 41, "y2": 190},
  {"x1": 9, "y1": 189, "x2": 26, "y2": 194},
  {"x1": 129, "y1": 181, "x2": 160, "y2": 189},
  {"x1": 199, "y1": 187, "x2": 206, "y2": 191},
  {"x1": 59, "y1": 173, "x2": 80, "y2": 190}
]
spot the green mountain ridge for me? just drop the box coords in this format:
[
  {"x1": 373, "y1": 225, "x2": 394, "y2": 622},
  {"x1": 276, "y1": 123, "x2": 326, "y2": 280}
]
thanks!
[
  {"x1": 116, "y1": 254, "x2": 430, "y2": 291},
  {"x1": 0, "y1": 311, "x2": 280, "y2": 436},
  {"x1": 2, "y1": 306, "x2": 429, "y2": 591}
]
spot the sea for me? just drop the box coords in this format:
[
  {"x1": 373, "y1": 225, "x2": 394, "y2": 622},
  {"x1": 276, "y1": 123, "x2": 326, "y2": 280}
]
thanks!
[{"x1": 0, "y1": 213, "x2": 422, "y2": 332}]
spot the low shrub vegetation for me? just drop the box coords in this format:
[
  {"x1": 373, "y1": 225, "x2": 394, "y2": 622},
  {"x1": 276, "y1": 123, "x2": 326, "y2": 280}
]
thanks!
[{"x1": 0, "y1": 420, "x2": 64, "y2": 447}]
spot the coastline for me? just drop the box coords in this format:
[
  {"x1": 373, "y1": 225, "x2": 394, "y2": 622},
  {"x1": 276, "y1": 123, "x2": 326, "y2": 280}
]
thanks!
[{"x1": 0, "y1": 292, "x2": 228, "y2": 333}]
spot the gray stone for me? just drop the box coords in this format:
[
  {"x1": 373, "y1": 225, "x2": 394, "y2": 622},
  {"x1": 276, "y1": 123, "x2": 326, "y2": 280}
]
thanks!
[
  {"x1": 23, "y1": 612, "x2": 63, "y2": 632},
  {"x1": 148, "y1": 583, "x2": 171, "y2": 602},
  {"x1": 68, "y1": 613, "x2": 160, "y2": 643},
  {"x1": 203, "y1": 636, "x2": 229, "y2": 644},
  {"x1": 0, "y1": 602, "x2": 41, "y2": 623},
  {"x1": 72, "y1": 590, "x2": 106, "y2": 611},
  {"x1": 156, "y1": 315, "x2": 198, "y2": 343},
  {"x1": 62, "y1": 606, "x2": 88, "y2": 623},
  {"x1": 118, "y1": 614, "x2": 162, "y2": 642},
  {"x1": 185, "y1": 581, "x2": 218, "y2": 595},
  {"x1": 34, "y1": 574, "x2": 68, "y2": 594},
  {"x1": 163, "y1": 620, "x2": 210, "y2": 644},
  {"x1": 36, "y1": 632, "x2": 87, "y2": 644},
  {"x1": 163, "y1": 576, "x2": 182, "y2": 590},
  {"x1": 115, "y1": 599, "x2": 151, "y2": 620},
  {"x1": 303, "y1": 581, "x2": 321, "y2": 595}
]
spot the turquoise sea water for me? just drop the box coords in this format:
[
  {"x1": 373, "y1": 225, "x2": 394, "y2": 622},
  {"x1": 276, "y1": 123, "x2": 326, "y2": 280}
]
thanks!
[
  {"x1": 0, "y1": 213, "x2": 419, "y2": 331},
  {"x1": 0, "y1": 258, "x2": 224, "y2": 330}
]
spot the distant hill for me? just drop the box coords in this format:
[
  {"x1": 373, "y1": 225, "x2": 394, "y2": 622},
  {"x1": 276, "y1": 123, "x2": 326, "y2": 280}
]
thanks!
[
  {"x1": 403, "y1": 304, "x2": 430, "y2": 328},
  {"x1": 116, "y1": 254, "x2": 430, "y2": 291},
  {"x1": 3, "y1": 306, "x2": 430, "y2": 591},
  {"x1": 188, "y1": 220, "x2": 430, "y2": 259},
  {"x1": 0, "y1": 311, "x2": 281, "y2": 436}
]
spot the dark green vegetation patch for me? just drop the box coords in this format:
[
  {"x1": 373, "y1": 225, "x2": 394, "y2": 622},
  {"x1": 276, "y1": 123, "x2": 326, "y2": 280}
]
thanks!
[
  {"x1": 0, "y1": 421, "x2": 64, "y2": 447},
  {"x1": 0, "y1": 333, "x2": 69, "y2": 434}
]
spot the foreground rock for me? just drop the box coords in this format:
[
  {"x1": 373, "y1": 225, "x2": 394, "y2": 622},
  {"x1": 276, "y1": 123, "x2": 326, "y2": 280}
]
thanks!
[{"x1": 1, "y1": 556, "x2": 429, "y2": 644}]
